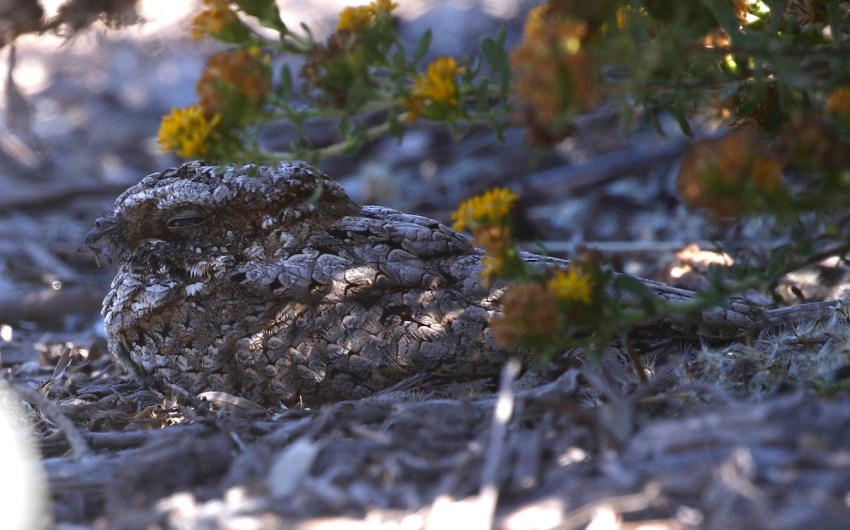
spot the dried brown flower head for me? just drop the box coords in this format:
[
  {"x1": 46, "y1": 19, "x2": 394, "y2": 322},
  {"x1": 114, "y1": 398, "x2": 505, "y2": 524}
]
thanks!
[
  {"x1": 677, "y1": 125, "x2": 785, "y2": 217},
  {"x1": 197, "y1": 47, "x2": 271, "y2": 121},
  {"x1": 511, "y1": 3, "x2": 600, "y2": 145},
  {"x1": 491, "y1": 282, "x2": 560, "y2": 347}
]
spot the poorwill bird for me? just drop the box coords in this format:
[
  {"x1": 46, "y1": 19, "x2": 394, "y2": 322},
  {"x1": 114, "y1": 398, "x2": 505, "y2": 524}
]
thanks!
[{"x1": 86, "y1": 161, "x2": 523, "y2": 406}]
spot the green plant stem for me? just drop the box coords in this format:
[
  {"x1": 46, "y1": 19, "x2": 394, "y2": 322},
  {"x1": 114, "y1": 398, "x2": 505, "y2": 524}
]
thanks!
[
  {"x1": 265, "y1": 96, "x2": 407, "y2": 121},
  {"x1": 243, "y1": 116, "x2": 401, "y2": 162},
  {"x1": 623, "y1": 333, "x2": 648, "y2": 384}
]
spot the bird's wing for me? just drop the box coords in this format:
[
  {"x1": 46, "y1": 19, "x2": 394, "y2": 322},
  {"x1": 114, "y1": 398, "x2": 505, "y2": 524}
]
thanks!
[
  {"x1": 353, "y1": 205, "x2": 476, "y2": 258},
  {"x1": 231, "y1": 206, "x2": 476, "y2": 304}
]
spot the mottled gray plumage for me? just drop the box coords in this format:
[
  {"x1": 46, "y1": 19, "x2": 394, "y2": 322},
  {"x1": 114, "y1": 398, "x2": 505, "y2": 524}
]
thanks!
[{"x1": 86, "y1": 161, "x2": 519, "y2": 406}]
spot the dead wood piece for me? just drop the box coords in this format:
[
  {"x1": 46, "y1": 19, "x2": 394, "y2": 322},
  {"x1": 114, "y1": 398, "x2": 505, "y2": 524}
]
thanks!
[
  {"x1": 0, "y1": 181, "x2": 133, "y2": 213},
  {"x1": 44, "y1": 452, "x2": 118, "y2": 523},
  {"x1": 106, "y1": 431, "x2": 236, "y2": 514},
  {"x1": 508, "y1": 427, "x2": 544, "y2": 492},
  {"x1": 557, "y1": 483, "x2": 665, "y2": 530},
  {"x1": 0, "y1": 283, "x2": 105, "y2": 324},
  {"x1": 14, "y1": 383, "x2": 90, "y2": 459},
  {"x1": 20, "y1": 240, "x2": 81, "y2": 280},
  {"x1": 630, "y1": 283, "x2": 844, "y2": 341},
  {"x1": 526, "y1": 139, "x2": 688, "y2": 198},
  {"x1": 45, "y1": 452, "x2": 119, "y2": 494},
  {"x1": 83, "y1": 424, "x2": 209, "y2": 450},
  {"x1": 37, "y1": 368, "x2": 850, "y2": 529},
  {"x1": 479, "y1": 359, "x2": 521, "y2": 528},
  {"x1": 528, "y1": 239, "x2": 786, "y2": 257},
  {"x1": 758, "y1": 300, "x2": 843, "y2": 332}
]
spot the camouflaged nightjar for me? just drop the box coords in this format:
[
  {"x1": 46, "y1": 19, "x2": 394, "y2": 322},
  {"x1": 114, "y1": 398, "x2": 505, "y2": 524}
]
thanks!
[{"x1": 86, "y1": 161, "x2": 523, "y2": 406}]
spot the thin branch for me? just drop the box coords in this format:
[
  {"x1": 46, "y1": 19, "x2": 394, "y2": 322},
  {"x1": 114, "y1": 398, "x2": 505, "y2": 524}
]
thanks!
[
  {"x1": 0, "y1": 181, "x2": 131, "y2": 213},
  {"x1": 478, "y1": 358, "x2": 521, "y2": 530},
  {"x1": 526, "y1": 139, "x2": 691, "y2": 197},
  {"x1": 14, "y1": 383, "x2": 90, "y2": 460}
]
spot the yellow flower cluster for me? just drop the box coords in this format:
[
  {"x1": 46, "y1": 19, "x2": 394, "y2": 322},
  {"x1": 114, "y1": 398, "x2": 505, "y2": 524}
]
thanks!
[
  {"x1": 452, "y1": 187, "x2": 519, "y2": 281},
  {"x1": 338, "y1": 6, "x2": 372, "y2": 32},
  {"x1": 451, "y1": 187, "x2": 518, "y2": 233},
  {"x1": 191, "y1": 0, "x2": 238, "y2": 40},
  {"x1": 522, "y1": 3, "x2": 548, "y2": 37},
  {"x1": 337, "y1": 0, "x2": 398, "y2": 32},
  {"x1": 415, "y1": 57, "x2": 463, "y2": 105},
  {"x1": 547, "y1": 268, "x2": 593, "y2": 305},
  {"x1": 407, "y1": 57, "x2": 465, "y2": 121},
  {"x1": 157, "y1": 105, "x2": 221, "y2": 157}
]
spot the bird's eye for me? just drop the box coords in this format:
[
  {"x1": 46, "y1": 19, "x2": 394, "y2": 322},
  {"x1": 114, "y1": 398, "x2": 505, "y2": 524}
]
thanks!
[{"x1": 167, "y1": 215, "x2": 207, "y2": 229}]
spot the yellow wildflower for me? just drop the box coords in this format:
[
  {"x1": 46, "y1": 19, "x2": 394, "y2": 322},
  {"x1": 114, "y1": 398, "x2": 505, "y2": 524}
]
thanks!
[
  {"x1": 615, "y1": 5, "x2": 630, "y2": 29},
  {"x1": 191, "y1": 0, "x2": 239, "y2": 40},
  {"x1": 827, "y1": 87, "x2": 850, "y2": 120},
  {"x1": 418, "y1": 57, "x2": 463, "y2": 103},
  {"x1": 337, "y1": 0, "x2": 397, "y2": 32},
  {"x1": 407, "y1": 57, "x2": 465, "y2": 121},
  {"x1": 370, "y1": 0, "x2": 398, "y2": 15},
  {"x1": 337, "y1": 5, "x2": 373, "y2": 32},
  {"x1": 451, "y1": 187, "x2": 518, "y2": 233},
  {"x1": 157, "y1": 105, "x2": 221, "y2": 158},
  {"x1": 547, "y1": 268, "x2": 593, "y2": 305},
  {"x1": 523, "y1": 3, "x2": 548, "y2": 36}
]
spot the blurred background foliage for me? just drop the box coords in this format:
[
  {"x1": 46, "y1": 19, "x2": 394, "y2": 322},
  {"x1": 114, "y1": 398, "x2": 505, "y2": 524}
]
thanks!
[{"x1": 3, "y1": 0, "x2": 850, "y2": 364}]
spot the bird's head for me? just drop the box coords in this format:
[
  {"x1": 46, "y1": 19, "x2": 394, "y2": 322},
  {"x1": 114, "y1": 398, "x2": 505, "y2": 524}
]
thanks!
[{"x1": 85, "y1": 161, "x2": 360, "y2": 279}]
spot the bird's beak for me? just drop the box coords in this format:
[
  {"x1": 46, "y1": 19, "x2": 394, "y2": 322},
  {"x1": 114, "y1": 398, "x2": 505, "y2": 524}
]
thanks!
[
  {"x1": 85, "y1": 216, "x2": 117, "y2": 247},
  {"x1": 85, "y1": 216, "x2": 118, "y2": 266}
]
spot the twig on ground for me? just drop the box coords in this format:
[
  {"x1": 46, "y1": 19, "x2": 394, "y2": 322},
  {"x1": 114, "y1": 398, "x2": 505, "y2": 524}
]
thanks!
[
  {"x1": 528, "y1": 239, "x2": 786, "y2": 256},
  {"x1": 478, "y1": 358, "x2": 521, "y2": 528},
  {"x1": 14, "y1": 383, "x2": 90, "y2": 460},
  {"x1": 0, "y1": 182, "x2": 132, "y2": 213},
  {"x1": 526, "y1": 140, "x2": 689, "y2": 197},
  {"x1": 0, "y1": 283, "x2": 105, "y2": 324},
  {"x1": 556, "y1": 482, "x2": 664, "y2": 530}
]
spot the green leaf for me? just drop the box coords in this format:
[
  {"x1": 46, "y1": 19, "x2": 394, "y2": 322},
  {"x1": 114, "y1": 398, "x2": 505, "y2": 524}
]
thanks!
[
  {"x1": 339, "y1": 116, "x2": 356, "y2": 138},
  {"x1": 278, "y1": 64, "x2": 293, "y2": 97},
  {"x1": 612, "y1": 275, "x2": 658, "y2": 314},
  {"x1": 234, "y1": 0, "x2": 287, "y2": 34},
  {"x1": 209, "y1": 20, "x2": 253, "y2": 44},
  {"x1": 618, "y1": 101, "x2": 634, "y2": 133},
  {"x1": 466, "y1": 55, "x2": 481, "y2": 78},
  {"x1": 300, "y1": 22, "x2": 314, "y2": 41},
  {"x1": 481, "y1": 26, "x2": 508, "y2": 74},
  {"x1": 391, "y1": 49, "x2": 406, "y2": 69},
  {"x1": 413, "y1": 30, "x2": 432, "y2": 66},
  {"x1": 765, "y1": 245, "x2": 791, "y2": 282},
  {"x1": 765, "y1": 0, "x2": 789, "y2": 34},
  {"x1": 670, "y1": 103, "x2": 692, "y2": 137},
  {"x1": 388, "y1": 111, "x2": 405, "y2": 139},
  {"x1": 703, "y1": 0, "x2": 738, "y2": 37},
  {"x1": 494, "y1": 122, "x2": 505, "y2": 143}
]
